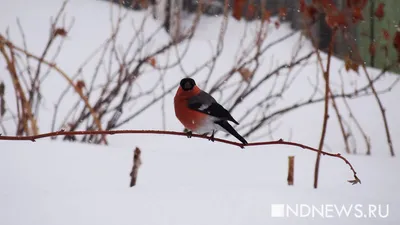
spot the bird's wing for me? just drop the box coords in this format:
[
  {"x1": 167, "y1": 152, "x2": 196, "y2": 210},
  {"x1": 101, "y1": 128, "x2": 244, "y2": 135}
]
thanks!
[{"x1": 187, "y1": 91, "x2": 239, "y2": 125}]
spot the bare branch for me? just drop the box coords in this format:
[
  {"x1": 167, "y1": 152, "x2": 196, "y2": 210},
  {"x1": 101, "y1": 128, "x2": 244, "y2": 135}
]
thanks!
[{"x1": 0, "y1": 129, "x2": 360, "y2": 185}]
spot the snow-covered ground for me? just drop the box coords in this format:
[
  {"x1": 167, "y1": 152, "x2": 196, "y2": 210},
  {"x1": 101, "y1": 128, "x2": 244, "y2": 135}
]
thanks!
[
  {"x1": 1, "y1": 0, "x2": 399, "y2": 224},
  {"x1": 1, "y1": 139, "x2": 399, "y2": 225}
]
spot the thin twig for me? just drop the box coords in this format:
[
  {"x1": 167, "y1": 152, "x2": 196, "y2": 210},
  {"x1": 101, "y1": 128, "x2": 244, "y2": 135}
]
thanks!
[
  {"x1": 314, "y1": 29, "x2": 336, "y2": 189},
  {"x1": 0, "y1": 37, "x2": 38, "y2": 135},
  {"x1": 343, "y1": 33, "x2": 395, "y2": 156},
  {"x1": 130, "y1": 147, "x2": 142, "y2": 187},
  {"x1": 329, "y1": 89, "x2": 351, "y2": 154},
  {"x1": 1, "y1": 37, "x2": 107, "y2": 144}
]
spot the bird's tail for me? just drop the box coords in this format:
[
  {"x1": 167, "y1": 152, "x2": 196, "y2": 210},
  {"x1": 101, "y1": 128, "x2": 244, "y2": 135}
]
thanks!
[{"x1": 215, "y1": 120, "x2": 248, "y2": 145}]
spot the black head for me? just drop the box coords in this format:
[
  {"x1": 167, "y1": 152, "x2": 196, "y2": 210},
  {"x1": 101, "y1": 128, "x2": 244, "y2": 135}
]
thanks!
[{"x1": 180, "y1": 78, "x2": 196, "y2": 91}]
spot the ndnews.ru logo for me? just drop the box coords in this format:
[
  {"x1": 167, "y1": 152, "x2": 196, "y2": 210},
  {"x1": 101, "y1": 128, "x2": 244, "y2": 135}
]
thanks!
[{"x1": 270, "y1": 204, "x2": 389, "y2": 218}]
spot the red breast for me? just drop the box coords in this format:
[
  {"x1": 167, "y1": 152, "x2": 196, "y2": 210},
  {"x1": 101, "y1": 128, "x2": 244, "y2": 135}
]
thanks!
[{"x1": 174, "y1": 86, "x2": 207, "y2": 131}]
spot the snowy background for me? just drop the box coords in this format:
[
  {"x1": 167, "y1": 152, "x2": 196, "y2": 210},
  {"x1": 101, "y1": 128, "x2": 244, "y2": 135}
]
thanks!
[{"x1": 0, "y1": 0, "x2": 399, "y2": 224}]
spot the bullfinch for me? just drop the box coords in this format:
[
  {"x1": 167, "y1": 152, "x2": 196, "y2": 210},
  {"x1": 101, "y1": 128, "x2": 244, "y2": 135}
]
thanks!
[{"x1": 174, "y1": 78, "x2": 248, "y2": 145}]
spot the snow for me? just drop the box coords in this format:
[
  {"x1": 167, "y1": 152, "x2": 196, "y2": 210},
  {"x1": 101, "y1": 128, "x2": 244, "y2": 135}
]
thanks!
[
  {"x1": 1, "y1": 0, "x2": 400, "y2": 224},
  {"x1": 1, "y1": 139, "x2": 399, "y2": 225}
]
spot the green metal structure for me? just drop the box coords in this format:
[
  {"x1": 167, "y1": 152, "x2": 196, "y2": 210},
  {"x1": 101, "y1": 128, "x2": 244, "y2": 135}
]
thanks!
[{"x1": 358, "y1": 0, "x2": 400, "y2": 73}]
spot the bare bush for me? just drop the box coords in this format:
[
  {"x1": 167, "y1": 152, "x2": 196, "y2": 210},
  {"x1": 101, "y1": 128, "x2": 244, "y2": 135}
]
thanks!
[{"x1": 0, "y1": 0, "x2": 398, "y2": 189}]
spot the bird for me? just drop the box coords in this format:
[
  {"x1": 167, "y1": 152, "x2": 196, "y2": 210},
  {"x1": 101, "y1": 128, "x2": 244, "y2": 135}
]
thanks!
[{"x1": 174, "y1": 77, "x2": 248, "y2": 145}]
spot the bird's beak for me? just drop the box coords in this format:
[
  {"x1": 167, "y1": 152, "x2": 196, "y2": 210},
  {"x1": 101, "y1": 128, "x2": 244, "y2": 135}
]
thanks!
[{"x1": 184, "y1": 82, "x2": 192, "y2": 90}]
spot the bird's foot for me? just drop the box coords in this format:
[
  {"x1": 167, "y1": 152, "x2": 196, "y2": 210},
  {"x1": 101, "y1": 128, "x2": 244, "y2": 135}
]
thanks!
[
  {"x1": 186, "y1": 130, "x2": 193, "y2": 138},
  {"x1": 208, "y1": 131, "x2": 215, "y2": 142}
]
